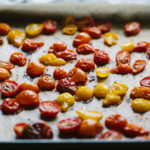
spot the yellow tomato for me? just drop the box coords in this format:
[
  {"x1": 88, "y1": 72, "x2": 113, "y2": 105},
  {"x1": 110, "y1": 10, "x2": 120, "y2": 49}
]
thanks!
[
  {"x1": 25, "y1": 23, "x2": 43, "y2": 37},
  {"x1": 76, "y1": 110, "x2": 103, "y2": 121},
  {"x1": 62, "y1": 16, "x2": 75, "y2": 27},
  {"x1": 111, "y1": 82, "x2": 128, "y2": 96},
  {"x1": 95, "y1": 67, "x2": 110, "y2": 78},
  {"x1": 120, "y1": 40, "x2": 134, "y2": 52},
  {"x1": 62, "y1": 24, "x2": 78, "y2": 35},
  {"x1": 131, "y1": 98, "x2": 150, "y2": 113},
  {"x1": 39, "y1": 54, "x2": 66, "y2": 66},
  {"x1": 93, "y1": 83, "x2": 110, "y2": 99},
  {"x1": 103, "y1": 32, "x2": 118, "y2": 46},
  {"x1": 7, "y1": 30, "x2": 25, "y2": 47},
  {"x1": 56, "y1": 92, "x2": 75, "y2": 112},
  {"x1": 102, "y1": 93, "x2": 122, "y2": 107},
  {"x1": 75, "y1": 86, "x2": 93, "y2": 101}
]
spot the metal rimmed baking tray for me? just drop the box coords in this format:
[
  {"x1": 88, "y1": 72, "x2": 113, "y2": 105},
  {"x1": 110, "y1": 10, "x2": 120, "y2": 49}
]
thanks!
[{"x1": 1, "y1": 2, "x2": 150, "y2": 148}]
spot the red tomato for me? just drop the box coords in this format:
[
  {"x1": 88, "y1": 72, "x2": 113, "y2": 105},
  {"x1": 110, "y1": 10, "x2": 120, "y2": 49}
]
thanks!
[
  {"x1": 82, "y1": 27, "x2": 101, "y2": 39},
  {"x1": 140, "y1": 76, "x2": 150, "y2": 88},
  {"x1": 58, "y1": 117, "x2": 82, "y2": 134},
  {"x1": 132, "y1": 60, "x2": 146, "y2": 74},
  {"x1": 0, "y1": 23, "x2": 11, "y2": 35},
  {"x1": 0, "y1": 61, "x2": 15, "y2": 71},
  {"x1": 116, "y1": 51, "x2": 131, "y2": 65},
  {"x1": 105, "y1": 114, "x2": 127, "y2": 131},
  {"x1": 43, "y1": 19, "x2": 57, "y2": 34},
  {"x1": 55, "y1": 49, "x2": 77, "y2": 61},
  {"x1": 96, "y1": 21, "x2": 112, "y2": 33},
  {"x1": 100, "y1": 130, "x2": 122, "y2": 140},
  {"x1": 53, "y1": 67, "x2": 67, "y2": 80},
  {"x1": 75, "y1": 58, "x2": 95, "y2": 72},
  {"x1": 49, "y1": 42, "x2": 67, "y2": 53},
  {"x1": 76, "y1": 17, "x2": 95, "y2": 31},
  {"x1": 124, "y1": 21, "x2": 141, "y2": 35},
  {"x1": 0, "y1": 80, "x2": 18, "y2": 97},
  {"x1": 134, "y1": 41, "x2": 149, "y2": 52},
  {"x1": 0, "y1": 36, "x2": 3, "y2": 45},
  {"x1": 22, "y1": 39, "x2": 44, "y2": 52},
  {"x1": 110, "y1": 64, "x2": 132, "y2": 74},
  {"x1": 39, "y1": 101, "x2": 60, "y2": 117},
  {"x1": 76, "y1": 44, "x2": 94, "y2": 54},
  {"x1": 2, "y1": 98, "x2": 20, "y2": 114},
  {"x1": 73, "y1": 32, "x2": 91, "y2": 47},
  {"x1": 94, "y1": 49, "x2": 110, "y2": 65},
  {"x1": 14, "y1": 123, "x2": 28, "y2": 137},
  {"x1": 146, "y1": 47, "x2": 150, "y2": 57}
]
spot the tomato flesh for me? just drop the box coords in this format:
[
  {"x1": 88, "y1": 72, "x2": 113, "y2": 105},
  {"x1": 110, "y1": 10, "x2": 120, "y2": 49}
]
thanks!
[
  {"x1": 14, "y1": 123, "x2": 28, "y2": 137},
  {"x1": 134, "y1": 41, "x2": 149, "y2": 52},
  {"x1": 96, "y1": 21, "x2": 112, "y2": 33},
  {"x1": 132, "y1": 60, "x2": 146, "y2": 74},
  {"x1": 140, "y1": 76, "x2": 150, "y2": 88},
  {"x1": 0, "y1": 61, "x2": 15, "y2": 71}
]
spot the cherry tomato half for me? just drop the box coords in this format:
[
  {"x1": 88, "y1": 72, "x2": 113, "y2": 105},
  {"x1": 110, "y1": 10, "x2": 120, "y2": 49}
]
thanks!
[
  {"x1": 0, "y1": 68, "x2": 10, "y2": 81},
  {"x1": 50, "y1": 42, "x2": 67, "y2": 53},
  {"x1": 133, "y1": 41, "x2": 149, "y2": 52},
  {"x1": 96, "y1": 21, "x2": 112, "y2": 33},
  {"x1": 76, "y1": 44, "x2": 94, "y2": 54},
  {"x1": 0, "y1": 80, "x2": 18, "y2": 97},
  {"x1": 58, "y1": 117, "x2": 82, "y2": 134},
  {"x1": 53, "y1": 67, "x2": 67, "y2": 80},
  {"x1": 0, "y1": 61, "x2": 15, "y2": 71},
  {"x1": 132, "y1": 60, "x2": 146, "y2": 74},
  {"x1": 140, "y1": 76, "x2": 150, "y2": 88},
  {"x1": 62, "y1": 24, "x2": 78, "y2": 35},
  {"x1": 0, "y1": 23, "x2": 11, "y2": 35},
  {"x1": 0, "y1": 36, "x2": 3, "y2": 45},
  {"x1": 14, "y1": 123, "x2": 28, "y2": 137}
]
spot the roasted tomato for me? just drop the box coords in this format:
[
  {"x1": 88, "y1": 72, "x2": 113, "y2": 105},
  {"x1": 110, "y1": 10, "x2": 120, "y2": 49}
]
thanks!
[
  {"x1": 140, "y1": 76, "x2": 150, "y2": 88},
  {"x1": 14, "y1": 123, "x2": 28, "y2": 137},
  {"x1": 95, "y1": 67, "x2": 110, "y2": 78},
  {"x1": 105, "y1": 114, "x2": 127, "y2": 131},
  {"x1": 39, "y1": 101, "x2": 60, "y2": 117},
  {"x1": 75, "y1": 58, "x2": 95, "y2": 72},
  {"x1": 76, "y1": 17, "x2": 95, "y2": 31},
  {"x1": 94, "y1": 49, "x2": 110, "y2": 65},
  {"x1": 133, "y1": 41, "x2": 149, "y2": 52},
  {"x1": 0, "y1": 23, "x2": 11, "y2": 35},
  {"x1": 130, "y1": 86, "x2": 150, "y2": 100},
  {"x1": 0, "y1": 36, "x2": 3, "y2": 45},
  {"x1": 132, "y1": 60, "x2": 146, "y2": 74},
  {"x1": 124, "y1": 21, "x2": 141, "y2": 35},
  {"x1": 0, "y1": 68, "x2": 10, "y2": 81},
  {"x1": 78, "y1": 119, "x2": 103, "y2": 137},
  {"x1": 0, "y1": 80, "x2": 18, "y2": 97},
  {"x1": 49, "y1": 42, "x2": 67, "y2": 53},
  {"x1": 96, "y1": 21, "x2": 112, "y2": 33},
  {"x1": 123, "y1": 123, "x2": 149, "y2": 137},
  {"x1": 110, "y1": 64, "x2": 132, "y2": 74},
  {"x1": 43, "y1": 19, "x2": 57, "y2": 34},
  {"x1": 22, "y1": 39, "x2": 44, "y2": 52},
  {"x1": 100, "y1": 130, "x2": 122, "y2": 140},
  {"x1": 62, "y1": 16, "x2": 75, "y2": 27},
  {"x1": 56, "y1": 79, "x2": 77, "y2": 94},
  {"x1": 120, "y1": 40, "x2": 135, "y2": 52},
  {"x1": 26, "y1": 62, "x2": 45, "y2": 78},
  {"x1": 22, "y1": 122, "x2": 53, "y2": 139},
  {"x1": 82, "y1": 27, "x2": 101, "y2": 39},
  {"x1": 2, "y1": 98, "x2": 20, "y2": 114},
  {"x1": 38, "y1": 76, "x2": 55, "y2": 91},
  {"x1": 16, "y1": 90, "x2": 40, "y2": 107},
  {"x1": 53, "y1": 67, "x2": 67, "y2": 80},
  {"x1": 76, "y1": 44, "x2": 94, "y2": 54},
  {"x1": 10, "y1": 52, "x2": 27, "y2": 66},
  {"x1": 62, "y1": 24, "x2": 78, "y2": 35},
  {"x1": 116, "y1": 51, "x2": 131, "y2": 65},
  {"x1": 146, "y1": 47, "x2": 150, "y2": 56},
  {"x1": 55, "y1": 49, "x2": 77, "y2": 61},
  {"x1": 58, "y1": 117, "x2": 82, "y2": 134},
  {"x1": 0, "y1": 61, "x2": 15, "y2": 71},
  {"x1": 67, "y1": 67, "x2": 87, "y2": 84},
  {"x1": 19, "y1": 82, "x2": 40, "y2": 93},
  {"x1": 73, "y1": 32, "x2": 91, "y2": 47}
]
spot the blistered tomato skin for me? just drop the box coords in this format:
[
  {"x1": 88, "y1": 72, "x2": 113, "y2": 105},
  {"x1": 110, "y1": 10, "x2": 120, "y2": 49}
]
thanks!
[
  {"x1": 53, "y1": 67, "x2": 67, "y2": 80},
  {"x1": 82, "y1": 27, "x2": 101, "y2": 39},
  {"x1": 43, "y1": 19, "x2": 57, "y2": 34},
  {"x1": 124, "y1": 21, "x2": 141, "y2": 35},
  {"x1": 73, "y1": 32, "x2": 92, "y2": 47},
  {"x1": 50, "y1": 42, "x2": 67, "y2": 52},
  {"x1": 10, "y1": 52, "x2": 27, "y2": 66},
  {"x1": 75, "y1": 58, "x2": 95, "y2": 72},
  {"x1": 56, "y1": 79, "x2": 77, "y2": 94},
  {"x1": 0, "y1": 23, "x2": 11, "y2": 35},
  {"x1": 39, "y1": 101, "x2": 60, "y2": 117},
  {"x1": 132, "y1": 60, "x2": 146, "y2": 74},
  {"x1": 62, "y1": 24, "x2": 78, "y2": 35},
  {"x1": 23, "y1": 122, "x2": 53, "y2": 139},
  {"x1": 0, "y1": 61, "x2": 15, "y2": 71},
  {"x1": 0, "y1": 68, "x2": 11, "y2": 81},
  {"x1": 94, "y1": 50, "x2": 110, "y2": 65},
  {"x1": 134, "y1": 41, "x2": 149, "y2": 52},
  {"x1": 14, "y1": 123, "x2": 28, "y2": 137},
  {"x1": 76, "y1": 44, "x2": 94, "y2": 54},
  {"x1": 22, "y1": 39, "x2": 44, "y2": 52},
  {"x1": 105, "y1": 114, "x2": 127, "y2": 131},
  {"x1": 140, "y1": 76, "x2": 150, "y2": 88},
  {"x1": 96, "y1": 21, "x2": 112, "y2": 33},
  {"x1": 116, "y1": 51, "x2": 131, "y2": 65},
  {"x1": 67, "y1": 67, "x2": 87, "y2": 84},
  {"x1": 2, "y1": 98, "x2": 20, "y2": 114},
  {"x1": 16, "y1": 90, "x2": 40, "y2": 107},
  {"x1": 100, "y1": 130, "x2": 122, "y2": 140},
  {"x1": 58, "y1": 118, "x2": 82, "y2": 134},
  {"x1": 26, "y1": 62, "x2": 45, "y2": 78},
  {"x1": 38, "y1": 76, "x2": 55, "y2": 91}
]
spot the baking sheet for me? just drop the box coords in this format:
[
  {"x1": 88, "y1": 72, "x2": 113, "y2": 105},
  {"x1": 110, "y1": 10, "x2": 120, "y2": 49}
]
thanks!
[{"x1": 0, "y1": 2, "x2": 150, "y2": 142}]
